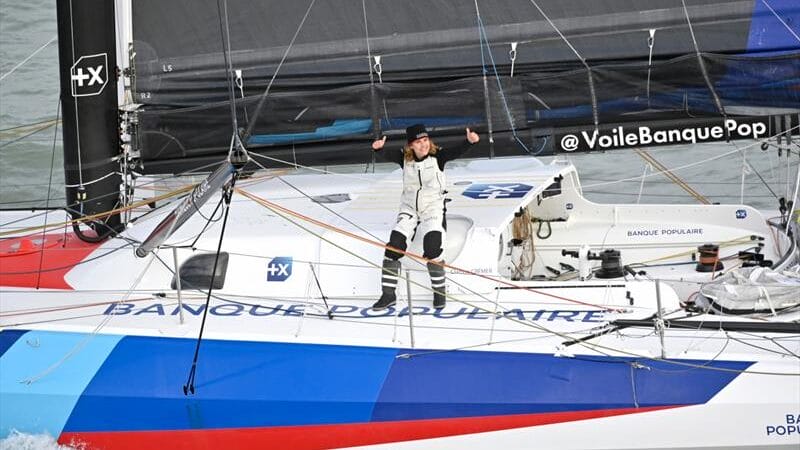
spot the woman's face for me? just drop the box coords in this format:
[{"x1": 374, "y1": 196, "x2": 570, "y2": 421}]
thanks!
[{"x1": 410, "y1": 136, "x2": 430, "y2": 159}]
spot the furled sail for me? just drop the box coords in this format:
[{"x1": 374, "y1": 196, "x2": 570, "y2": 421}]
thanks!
[{"x1": 129, "y1": 0, "x2": 800, "y2": 174}]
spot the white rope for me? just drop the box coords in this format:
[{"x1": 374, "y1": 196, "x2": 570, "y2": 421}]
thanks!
[
  {"x1": 527, "y1": 0, "x2": 598, "y2": 127},
  {"x1": 646, "y1": 29, "x2": 656, "y2": 106},
  {"x1": 636, "y1": 163, "x2": 651, "y2": 204},
  {"x1": 248, "y1": 151, "x2": 375, "y2": 182},
  {"x1": 63, "y1": 171, "x2": 120, "y2": 188},
  {"x1": 244, "y1": 0, "x2": 316, "y2": 137},
  {"x1": 740, "y1": 146, "x2": 749, "y2": 203},
  {"x1": 361, "y1": 0, "x2": 374, "y2": 84},
  {"x1": 0, "y1": 35, "x2": 57, "y2": 82},
  {"x1": 20, "y1": 253, "x2": 157, "y2": 384},
  {"x1": 527, "y1": 0, "x2": 588, "y2": 67}
]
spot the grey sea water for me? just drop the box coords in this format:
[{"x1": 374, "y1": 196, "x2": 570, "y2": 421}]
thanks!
[{"x1": 1, "y1": 0, "x2": 798, "y2": 212}]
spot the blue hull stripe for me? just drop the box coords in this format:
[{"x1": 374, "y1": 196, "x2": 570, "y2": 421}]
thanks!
[
  {"x1": 0, "y1": 330, "x2": 123, "y2": 437},
  {"x1": 372, "y1": 351, "x2": 749, "y2": 421},
  {"x1": 64, "y1": 336, "x2": 398, "y2": 432},
  {"x1": 0, "y1": 329, "x2": 26, "y2": 358},
  {"x1": 54, "y1": 333, "x2": 752, "y2": 433}
]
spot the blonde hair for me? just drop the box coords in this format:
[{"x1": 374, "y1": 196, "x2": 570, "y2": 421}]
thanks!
[{"x1": 403, "y1": 139, "x2": 440, "y2": 161}]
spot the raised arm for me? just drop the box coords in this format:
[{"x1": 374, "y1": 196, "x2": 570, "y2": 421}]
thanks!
[
  {"x1": 436, "y1": 128, "x2": 480, "y2": 169},
  {"x1": 372, "y1": 136, "x2": 404, "y2": 166}
]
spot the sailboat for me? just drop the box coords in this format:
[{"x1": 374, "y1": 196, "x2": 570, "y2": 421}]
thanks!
[{"x1": 1, "y1": 0, "x2": 799, "y2": 449}]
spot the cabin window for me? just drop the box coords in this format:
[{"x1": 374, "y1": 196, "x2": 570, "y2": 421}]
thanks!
[{"x1": 171, "y1": 253, "x2": 229, "y2": 290}]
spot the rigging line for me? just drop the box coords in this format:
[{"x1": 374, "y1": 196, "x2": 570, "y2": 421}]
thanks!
[
  {"x1": 3, "y1": 143, "x2": 220, "y2": 228},
  {"x1": 473, "y1": 0, "x2": 495, "y2": 150},
  {"x1": 237, "y1": 188, "x2": 615, "y2": 356},
  {"x1": 644, "y1": 333, "x2": 733, "y2": 374},
  {"x1": 361, "y1": 0, "x2": 373, "y2": 84},
  {"x1": 216, "y1": 0, "x2": 245, "y2": 154},
  {"x1": 739, "y1": 331, "x2": 800, "y2": 358},
  {"x1": 187, "y1": 195, "x2": 225, "y2": 248},
  {"x1": 248, "y1": 151, "x2": 374, "y2": 182},
  {"x1": 184, "y1": 177, "x2": 236, "y2": 395},
  {"x1": 253, "y1": 157, "x2": 502, "y2": 303},
  {"x1": 582, "y1": 123, "x2": 800, "y2": 189},
  {"x1": 0, "y1": 119, "x2": 60, "y2": 134},
  {"x1": 0, "y1": 121, "x2": 58, "y2": 149},
  {"x1": 728, "y1": 334, "x2": 800, "y2": 359},
  {"x1": 0, "y1": 159, "x2": 240, "y2": 230},
  {"x1": 63, "y1": 171, "x2": 120, "y2": 188},
  {"x1": 243, "y1": 0, "x2": 317, "y2": 140},
  {"x1": 680, "y1": 0, "x2": 726, "y2": 119},
  {"x1": 67, "y1": 0, "x2": 84, "y2": 187},
  {"x1": 276, "y1": 174, "x2": 379, "y2": 240},
  {"x1": 629, "y1": 364, "x2": 640, "y2": 408},
  {"x1": 2, "y1": 308, "x2": 156, "y2": 328},
  {"x1": 0, "y1": 243, "x2": 135, "y2": 276},
  {"x1": 526, "y1": 0, "x2": 599, "y2": 128},
  {"x1": 0, "y1": 184, "x2": 196, "y2": 238},
  {"x1": 0, "y1": 35, "x2": 57, "y2": 81},
  {"x1": 20, "y1": 252, "x2": 157, "y2": 385},
  {"x1": 0, "y1": 296, "x2": 158, "y2": 318},
  {"x1": 179, "y1": 243, "x2": 422, "y2": 271},
  {"x1": 585, "y1": 190, "x2": 779, "y2": 199},
  {"x1": 237, "y1": 188, "x2": 624, "y2": 313},
  {"x1": 728, "y1": 140, "x2": 780, "y2": 200},
  {"x1": 308, "y1": 262, "x2": 333, "y2": 319},
  {"x1": 0, "y1": 198, "x2": 66, "y2": 206},
  {"x1": 396, "y1": 330, "x2": 598, "y2": 359},
  {"x1": 150, "y1": 252, "x2": 339, "y2": 318},
  {"x1": 36, "y1": 97, "x2": 62, "y2": 289},
  {"x1": 362, "y1": 0, "x2": 380, "y2": 171},
  {"x1": 475, "y1": 15, "x2": 536, "y2": 155},
  {"x1": 761, "y1": 0, "x2": 800, "y2": 43},
  {"x1": 633, "y1": 148, "x2": 710, "y2": 204}
]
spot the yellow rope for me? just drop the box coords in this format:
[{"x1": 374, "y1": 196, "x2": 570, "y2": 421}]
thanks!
[
  {"x1": 0, "y1": 184, "x2": 196, "y2": 237},
  {"x1": 632, "y1": 235, "x2": 755, "y2": 265},
  {"x1": 634, "y1": 148, "x2": 710, "y2": 204}
]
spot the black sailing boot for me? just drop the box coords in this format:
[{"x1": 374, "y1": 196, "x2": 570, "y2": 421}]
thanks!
[
  {"x1": 428, "y1": 261, "x2": 446, "y2": 309},
  {"x1": 373, "y1": 258, "x2": 400, "y2": 310}
]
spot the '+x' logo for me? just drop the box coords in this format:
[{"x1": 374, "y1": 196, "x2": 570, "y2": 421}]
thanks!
[
  {"x1": 71, "y1": 66, "x2": 105, "y2": 87},
  {"x1": 267, "y1": 256, "x2": 293, "y2": 282},
  {"x1": 70, "y1": 53, "x2": 108, "y2": 97},
  {"x1": 461, "y1": 183, "x2": 533, "y2": 200}
]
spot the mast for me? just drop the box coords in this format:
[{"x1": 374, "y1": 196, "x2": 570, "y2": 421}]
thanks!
[{"x1": 56, "y1": 0, "x2": 122, "y2": 240}]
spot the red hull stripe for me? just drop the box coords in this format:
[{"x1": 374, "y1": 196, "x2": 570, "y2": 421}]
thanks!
[
  {"x1": 0, "y1": 233, "x2": 100, "y2": 289},
  {"x1": 59, "y1": 406, "x2": 677, "y2": 450}
]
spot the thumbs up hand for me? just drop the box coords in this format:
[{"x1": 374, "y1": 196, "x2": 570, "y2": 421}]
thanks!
[
  {"x1": 372, "y1": 136, "x2": 387, "y2": 150},
  {"x1": 466, "y1": 128, "x2": 480, "y2": 144}
]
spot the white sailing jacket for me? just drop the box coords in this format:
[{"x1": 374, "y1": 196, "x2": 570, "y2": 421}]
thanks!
[{"x1": 375, "y1": 140, "x2": 475, "y2": 215}]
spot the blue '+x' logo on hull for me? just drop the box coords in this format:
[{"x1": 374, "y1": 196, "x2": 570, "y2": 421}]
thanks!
[
  {"x1": 267, "y1": 257, "x2": 293, "y2": 282},
  {"x1": 462, "y1": 183, "x2": 534, "y2": 199}
]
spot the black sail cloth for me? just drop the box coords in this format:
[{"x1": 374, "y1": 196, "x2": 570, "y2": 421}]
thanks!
[{"x1": 130, "y1": 0, "x2": 800, "y2": 174}]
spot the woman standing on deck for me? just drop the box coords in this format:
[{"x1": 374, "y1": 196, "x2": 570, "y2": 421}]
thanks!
[{"x1": 371, "y1": 124, "x2": 480, "y2": 310}]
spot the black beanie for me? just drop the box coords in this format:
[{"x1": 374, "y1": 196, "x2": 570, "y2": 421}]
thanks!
[{"x1": 405, "y1": 124, "x2": 429, "y2": 143}]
